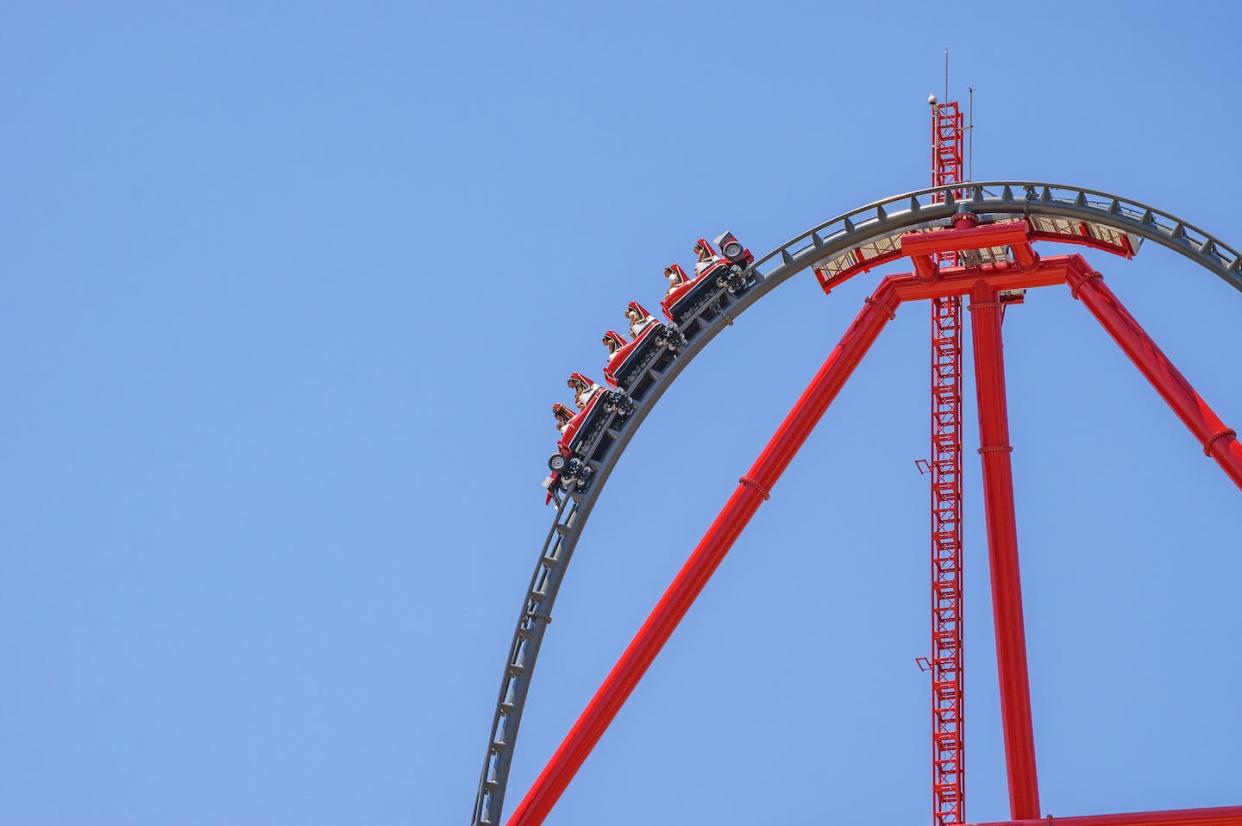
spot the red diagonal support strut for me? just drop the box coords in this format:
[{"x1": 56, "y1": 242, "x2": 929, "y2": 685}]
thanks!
[
  {"x1": 968, "y1": 280, "x2": 1040, "y2": 820},
  {"x1": 506, "y1": 276, "x2": 905, "y2": 825},
  {"x1": 1064, "y1": 267, "x2": 1242, "y2": 489}
]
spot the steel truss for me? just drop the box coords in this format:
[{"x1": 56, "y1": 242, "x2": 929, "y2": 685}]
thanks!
[
  {"x1": 473, "y1": 182, "x2": 1242, "y2": 826},
  {"x1": 929, "y1": 98, "x2": 967, "y2": 826}
]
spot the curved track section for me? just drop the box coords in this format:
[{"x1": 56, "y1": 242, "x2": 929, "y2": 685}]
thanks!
[{"x1": 472, "y1": 181, "x2": 1242, "y2": 825}]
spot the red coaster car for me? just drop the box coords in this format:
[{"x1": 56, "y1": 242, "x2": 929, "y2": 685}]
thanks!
[
  {"x1": 544, "y1": 382, "x2": 634, "y2": 499},
  {"x1": 602, "y1": 302, "x2": 686, "y2": 393},
  {"x1": 660, "y1": 232, "x2": 755, "y2": 325}
]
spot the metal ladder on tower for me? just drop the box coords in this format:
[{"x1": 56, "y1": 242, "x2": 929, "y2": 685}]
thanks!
[{"x1": 929, "y1": 94, "x2": 966, "y2": 826}]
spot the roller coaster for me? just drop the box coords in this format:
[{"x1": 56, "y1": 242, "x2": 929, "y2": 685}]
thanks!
[{"x1": 473, "y1": 180, "x2": 1242, "y2": 826}]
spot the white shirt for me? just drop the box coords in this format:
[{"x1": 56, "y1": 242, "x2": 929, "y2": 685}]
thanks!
[
  {"x1": 629, "y1": 316, "x2": 654, "y2": 337},
  {"x1": 575, "y1": 384, "x2": 601, "y2": 408},
  {"x1": 693, "y1": 256, "x2": 720, "y2": 276}
]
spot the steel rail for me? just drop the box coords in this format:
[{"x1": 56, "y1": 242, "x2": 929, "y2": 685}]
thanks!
[{"x1": 472, "y1": 181, "x2": 1242, "y2": 825}]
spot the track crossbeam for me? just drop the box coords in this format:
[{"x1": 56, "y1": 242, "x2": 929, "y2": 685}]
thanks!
[{"x1": 970, "y1": 805, "x2": 1242, "y2": 826}]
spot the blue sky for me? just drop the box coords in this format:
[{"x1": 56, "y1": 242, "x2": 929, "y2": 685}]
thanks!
[{"x1": 2, "y1": 2, "x2": 1240, "y2": 824}]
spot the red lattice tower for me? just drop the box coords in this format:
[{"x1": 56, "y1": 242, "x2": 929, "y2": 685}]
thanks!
[{"x1": 929, "y1": 96, "x2": 966, "y2": 826}]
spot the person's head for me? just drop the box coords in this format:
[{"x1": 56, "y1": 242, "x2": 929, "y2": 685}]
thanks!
[
  {"x1": 552, "y1": 403, "x2": 573, "y2": 427},
  {"x1": 602, "y1": 331, "x2": 626, "y2": 354},
  {"x1": 664, "y1": 266, "x2": 680, "y2": 284},
  {"x1": 624, "y1": 306, "x2": 640, "y2": 322},
  {"x1": 694, "y1": 238, "x2": 714, "y2": 261},
  {"x1": 567, "y1": 372, "x2": 592, "y2": 393}
]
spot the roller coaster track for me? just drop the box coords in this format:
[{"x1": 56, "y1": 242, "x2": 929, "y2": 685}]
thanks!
[{"x1": 472, "y1": 181, "x2": 1242, "y2": 826}]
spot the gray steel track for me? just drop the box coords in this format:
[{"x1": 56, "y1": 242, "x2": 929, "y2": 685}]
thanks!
[{"x1": 471, "y1": 181, "x2": 1242, "y2": 825}]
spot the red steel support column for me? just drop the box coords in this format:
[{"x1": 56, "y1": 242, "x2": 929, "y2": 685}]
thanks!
[
  {"x1": 967, "y1": 280, "x2": 1040, "y2": 820},
  {"x1": 970, "y1": 805, "x2": 1242, "y2": 826},
  {"x1": 1065, "y1": 267, "x2": 1242, "y2": 490},
  {"x1": 507, "y1": 277, "x2": 906, "y2": 825}
]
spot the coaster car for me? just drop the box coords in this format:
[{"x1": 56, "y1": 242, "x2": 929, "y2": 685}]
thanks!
[
  {"x1": 543, "y1": 384, "x2": 633, "y2": 498},
  {"x1": 603, "y1": 302, "x2": 686, "y2": 391},
  {"x1": 660, "y1": 232, "x2": 755, "y2": 325}
]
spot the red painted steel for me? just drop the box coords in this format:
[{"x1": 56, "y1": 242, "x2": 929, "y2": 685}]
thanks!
[
  {"x1": 929, "y1": 295, "x2": 965, "y2": 826},
  {"x1": 903, "y1": 220, "x2": 1033, "y2": 259},
  {"x1": 928, "y1": 96, "x2": 967, "y2": 826},
  {"x1": 506, "y1": 277, "x2": 906, "y2": 826},
  {"x1": 971, "y1": 805, "x2": 1242, "y2": 826},
  {"x1": 967, "y1": 280, "x2": 1040, "y2": 820},
  {"x1": 1065, "y1": 267, "x2": 1242, "y2": 489},
  {"x1": 931, "y1": 103, "x2": 965, "y2": 257},
  {"x1": 510, "y1": 251, "x2": 1237, "y2": 823},
  {"x1": 896, "y1": 259, "x2": 1073, "y2": 301}
]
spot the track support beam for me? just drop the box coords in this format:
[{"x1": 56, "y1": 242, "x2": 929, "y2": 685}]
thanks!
[
  {"x1": 505, "y1": 277, "x2": 904, "y2": 825},
  {"x1": 1065, "y1": 267, "x2": 1242, "y2": 489},
  {"x1": 968, "y1": 280, "x2": 1041, "y2": 820},
  {"x1": 970, "y1": 805, "x2": 1242, "y2": 826}
]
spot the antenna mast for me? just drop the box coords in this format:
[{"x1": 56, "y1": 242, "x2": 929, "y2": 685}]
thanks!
[{"x1": 968, "y1": 86, "x2": 975, "y2": 182}]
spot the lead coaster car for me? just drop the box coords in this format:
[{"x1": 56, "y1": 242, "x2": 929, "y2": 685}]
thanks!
[
  {"x1": 544, "y1": 387, "x2": 633, "y2": 497},
  {"x1": 660, "y1": 232, "x2": 756, "y2": 325}
]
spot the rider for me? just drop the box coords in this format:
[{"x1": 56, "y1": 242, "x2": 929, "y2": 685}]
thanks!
[
  {"x1": 664, "y1": 264, "x2": 688, "y2": 294},
  {"x1": 693, "y1": 238, "x2": 720, "y2": 275},
  {"x1": 552, "y1": 403, "x2": 574, "y2": 433},
  {"x1": 567, "y1": 372, "x2": 600, "y2": 409},
  {"x1": 602, "y1": 330, "x2": 627, "y2": 357},
  {"x1": 625, "y1": 302, "x2": 655, "y2": 338}
]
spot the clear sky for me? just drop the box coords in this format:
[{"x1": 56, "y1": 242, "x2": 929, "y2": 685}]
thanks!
[{"x1": 2, "y1": 2, "x2": 1240, "y2": 824}]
